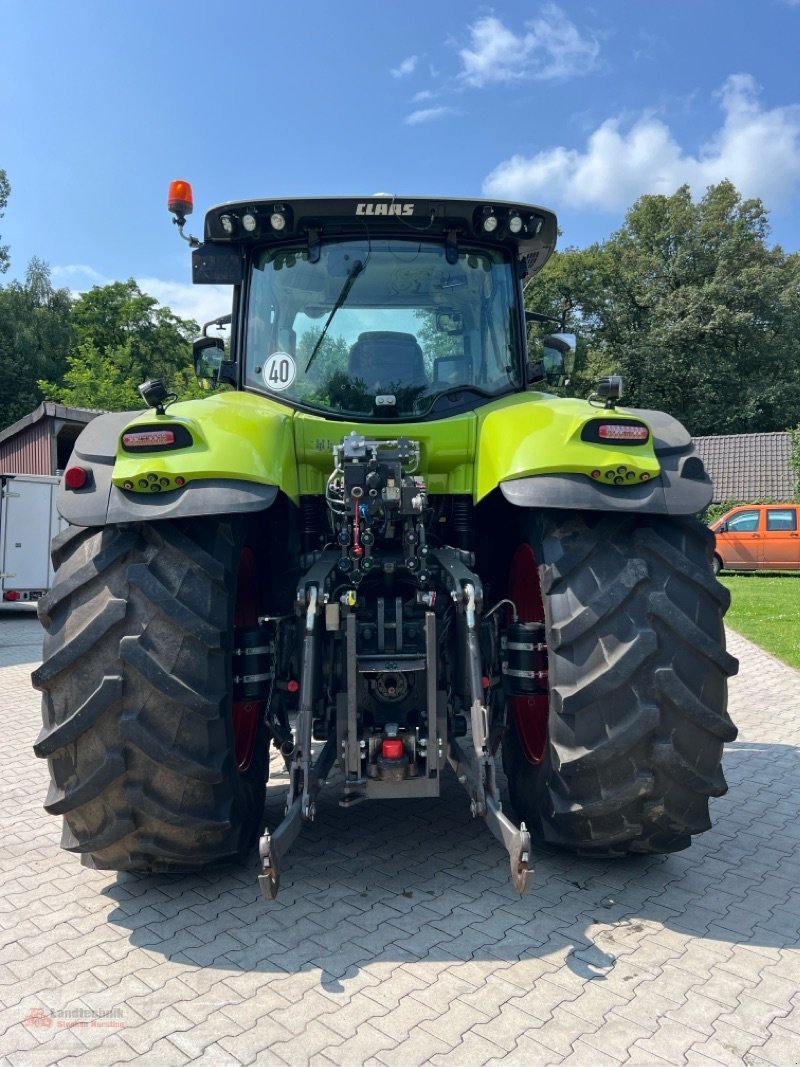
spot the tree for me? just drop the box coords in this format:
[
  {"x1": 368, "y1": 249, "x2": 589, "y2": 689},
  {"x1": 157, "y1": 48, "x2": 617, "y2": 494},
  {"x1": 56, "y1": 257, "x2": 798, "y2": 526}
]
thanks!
[
  {"x1": 0, "y1": 169, "x2": 10, "y2": 275},
  {"x1": 0, "y1": 258, "x2": 73, "y2": 430},
  {"x1": 527, "y1": 181, "x2": 800, "y2": 435},
  {"x1": 790, "y1": 425, "x2": 800, "y2": 501},
  {"x1": 524, "y1": 242, "x2": 613, "y2": 396},
  {"x1": 40, "y1": 280, "x2": 203, "y2": 410},
  {"x1": 296, "y1": 329, "x2": 350, "y2": 380}
]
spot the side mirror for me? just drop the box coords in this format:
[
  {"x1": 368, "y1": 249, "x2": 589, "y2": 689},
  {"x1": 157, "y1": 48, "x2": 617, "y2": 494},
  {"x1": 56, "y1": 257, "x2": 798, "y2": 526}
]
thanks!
[
  {"x1": 436, "y1": 310, "x2": 464, "y2": 333},
  {"x1": 545, "y1": 333, "x2": 576, "y2": 378},
  {"x1": 193, "y1": 335, "x2": 231, "y2": 386},
  {"x1": 527, "y1": 332, "x2": 577, "y2": 386},
  {"x1": 716, "y1": 522, "x2": 728, "y2": 533}
]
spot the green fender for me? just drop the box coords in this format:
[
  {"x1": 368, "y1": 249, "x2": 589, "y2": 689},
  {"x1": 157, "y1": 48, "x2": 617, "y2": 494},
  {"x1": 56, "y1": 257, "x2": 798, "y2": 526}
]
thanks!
[
  {"x1": 58, "y1": 393, "x2": 293, "y2": 527},
  {"x1": 478, "y1": 396, "x2": 712, "y2": 515},
  {"x1": 58, "y1": 389, "x2": 711, "y2": 528}
]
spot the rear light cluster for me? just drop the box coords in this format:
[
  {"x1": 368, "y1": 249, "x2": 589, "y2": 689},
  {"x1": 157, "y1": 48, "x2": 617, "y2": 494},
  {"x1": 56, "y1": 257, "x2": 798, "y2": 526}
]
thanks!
[
  {"x1": 580, "y1": 417, "x2": 654, "y2": 486},
  {"x1": 122, "y1": 430, "x2": 176, "y2": 448},
  {"x1": 597, "y1": 424, "x2": 649, "y2": 441},
  {"x1": 121, "y1": 424, "x2": 193, "y2": 452},
  {"x1": 122, "y1": 472, "x2": 187, "y2": 493},
  {"x1": 581, "y1": 419, "x2": 650, "y2": 445},
  {"x1": 3, "y1": 590, "x2": 20, "y2": 602},
  {"x1": 590, "y1": 466, "x2": 651, "y2": 485}
]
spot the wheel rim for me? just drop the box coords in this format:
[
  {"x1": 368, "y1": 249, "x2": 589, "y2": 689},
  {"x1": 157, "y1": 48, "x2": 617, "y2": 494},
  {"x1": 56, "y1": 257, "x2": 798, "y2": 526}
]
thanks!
[
  {"x1": 507, "y1": 542, "x2": 549, "y2": 765},
  {"x1": 232, "y1": 546, "x2": 263, "y2": 772}
]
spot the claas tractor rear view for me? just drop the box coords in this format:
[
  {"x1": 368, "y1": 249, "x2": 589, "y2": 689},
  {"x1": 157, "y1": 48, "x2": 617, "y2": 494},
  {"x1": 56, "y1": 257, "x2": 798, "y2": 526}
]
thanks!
[{"x1": 33, "y1": 184, "x2": 738, "y2": 898}]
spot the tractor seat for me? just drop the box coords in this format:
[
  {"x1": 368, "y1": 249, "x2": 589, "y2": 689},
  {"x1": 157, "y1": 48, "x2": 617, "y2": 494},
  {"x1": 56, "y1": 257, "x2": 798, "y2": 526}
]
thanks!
[{"x1": 348, "y1": 331, "x2": 427, "y2": 389}]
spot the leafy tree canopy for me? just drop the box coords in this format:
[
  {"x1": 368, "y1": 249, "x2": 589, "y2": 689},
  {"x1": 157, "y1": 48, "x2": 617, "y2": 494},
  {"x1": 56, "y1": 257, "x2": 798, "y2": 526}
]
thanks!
[
  {"x1": 527, "y1": 181, "x2": 800, "y2": 435},
  {"x1": 0, "y1": 169, "x2": 10, "y2": 275},
  {"x1": 0, "y1": 257, "x2": 73, "y2": 428},
  {"x1": 40, "y1": 279, "x2": 204, "y2": 410}
]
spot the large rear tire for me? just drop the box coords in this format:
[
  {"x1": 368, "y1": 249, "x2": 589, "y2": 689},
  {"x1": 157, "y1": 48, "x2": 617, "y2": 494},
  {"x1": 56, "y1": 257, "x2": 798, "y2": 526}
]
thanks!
[
  {"x1": 33, "y1": 518, "x2": 268, "y2": 872},
  {"x1": 502, "y1": 510, "x2": 738, "y2": 856}
]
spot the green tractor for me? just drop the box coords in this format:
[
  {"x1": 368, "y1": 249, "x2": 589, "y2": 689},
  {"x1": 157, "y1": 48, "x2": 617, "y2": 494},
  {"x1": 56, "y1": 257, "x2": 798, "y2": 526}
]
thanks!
[{"x1": 33, "y1": 184, "x2": 738, "y2": 897}]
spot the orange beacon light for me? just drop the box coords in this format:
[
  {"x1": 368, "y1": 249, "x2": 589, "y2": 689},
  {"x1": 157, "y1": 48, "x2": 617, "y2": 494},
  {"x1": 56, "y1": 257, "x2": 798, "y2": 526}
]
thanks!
[{"x1": 168, "y1": 179, "x2": 194, "y2": 217}]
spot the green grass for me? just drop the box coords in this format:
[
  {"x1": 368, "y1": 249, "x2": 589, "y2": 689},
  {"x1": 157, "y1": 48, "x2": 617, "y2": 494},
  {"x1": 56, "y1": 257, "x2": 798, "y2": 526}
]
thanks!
[{"x1": 719, "y1": 573, "x2": 800, "y2": 669}]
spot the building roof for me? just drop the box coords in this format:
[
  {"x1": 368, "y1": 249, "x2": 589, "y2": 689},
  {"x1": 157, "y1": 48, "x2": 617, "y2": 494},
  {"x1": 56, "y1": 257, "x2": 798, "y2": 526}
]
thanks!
[
  {"x1": 693, "y1": 431, "x2": 794, "y2": 502},
  {"x1": 0, "y1": 402, "x2": 105, "y2": 446},
  {"x1": 0, "y1": 402, "x2": 107, "y2": 476}
]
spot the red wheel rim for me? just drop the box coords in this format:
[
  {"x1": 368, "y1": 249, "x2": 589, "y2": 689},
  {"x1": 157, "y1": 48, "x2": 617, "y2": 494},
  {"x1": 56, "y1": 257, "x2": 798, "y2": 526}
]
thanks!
[
  {"x1": 232, "y1": 546, "x2": 263, "y2": 771},
  {"x1": 507, "y1": 543, "x2": 549, "y2": 765}
]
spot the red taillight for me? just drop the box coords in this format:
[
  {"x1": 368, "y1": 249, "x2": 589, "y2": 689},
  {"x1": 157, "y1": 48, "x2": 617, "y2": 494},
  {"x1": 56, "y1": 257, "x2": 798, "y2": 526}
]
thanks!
[
  {"x1": 122, "y1": 430, "x2": 176, "y2": 447},
  {"x1": 382, "y1": 738, "x2": 404, "y2": 759},
  {"x1": 65, "y1": 466, "x2": 90, "y2": 490},
  {"x1": 3, "y1": 591, "x2": 21, "y2": 602},
  {"x1": 598, "y1": 424, "x2": 649, "y2": 442}
]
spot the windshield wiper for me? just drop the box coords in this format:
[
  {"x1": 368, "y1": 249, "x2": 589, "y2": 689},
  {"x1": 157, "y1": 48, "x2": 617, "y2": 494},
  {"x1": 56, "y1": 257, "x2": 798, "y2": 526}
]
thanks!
[{"x1": 305, "y1": 260, "x2": 365, "y2": 373}]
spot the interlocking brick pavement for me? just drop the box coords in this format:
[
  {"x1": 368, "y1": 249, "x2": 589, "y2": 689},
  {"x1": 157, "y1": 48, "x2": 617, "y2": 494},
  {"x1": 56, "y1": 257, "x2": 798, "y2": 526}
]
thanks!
[{"x1": 1, "y1": 606, "x2": 799, "y2": 1066}]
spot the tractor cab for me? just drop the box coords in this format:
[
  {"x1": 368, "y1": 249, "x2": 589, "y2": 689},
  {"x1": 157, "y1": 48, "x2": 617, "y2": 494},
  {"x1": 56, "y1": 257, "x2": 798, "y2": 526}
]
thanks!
[{"x1": 173, "y1": 188, "x2": 564, "y2": 420}]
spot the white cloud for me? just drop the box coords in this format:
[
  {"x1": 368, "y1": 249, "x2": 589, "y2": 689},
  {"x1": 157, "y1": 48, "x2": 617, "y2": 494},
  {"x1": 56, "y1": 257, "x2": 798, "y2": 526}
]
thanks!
[
  {"x1": 483, "y1": 74, "x2": 800, "y2": 211},
  {"x1": 51, "y1": 265, "x2": 231, "y2": 327},
  {"x1": 405, "y1": 106, "x2": 454, "y2": 125},
  {"x1": 396, "y1": 8, "x2": 597, "y2": 130},
  {"x1": 51, "y1": 264, "x2": 111, "y2": 287},
  {"x1": 458, "y1": 7, "x2": 599, "y2": 88},
  {"x1": 391, "y1": 55, "x2": 417, "y2": 79},
  {"x1": 136, "y1": 277, "x2": 232, "y2": 328}
]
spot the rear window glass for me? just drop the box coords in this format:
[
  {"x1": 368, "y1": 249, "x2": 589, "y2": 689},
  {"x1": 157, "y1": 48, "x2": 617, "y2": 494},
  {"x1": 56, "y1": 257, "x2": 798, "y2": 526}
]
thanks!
[
  {"x1": 766, "y1": 508, "x2": 797, "y2": 531},
  {"x1": 726, "y1": 511, "x2": 760, "y2": 531}
]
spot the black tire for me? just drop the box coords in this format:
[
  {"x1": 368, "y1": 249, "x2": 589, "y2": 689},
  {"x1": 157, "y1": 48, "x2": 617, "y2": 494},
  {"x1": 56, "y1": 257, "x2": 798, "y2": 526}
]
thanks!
[
  {"x1": 502, "y1": 510, "x2": 739, "y2": 856},
  {"x1": 33, "y1": 518, "x2": 268, "y2": 872}
]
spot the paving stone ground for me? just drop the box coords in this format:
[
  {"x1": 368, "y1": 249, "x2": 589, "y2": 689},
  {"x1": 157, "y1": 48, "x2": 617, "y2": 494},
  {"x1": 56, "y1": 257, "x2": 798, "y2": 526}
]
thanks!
[{"x1": 1, "y1": 604, "x2": 799, "y2": 1066}]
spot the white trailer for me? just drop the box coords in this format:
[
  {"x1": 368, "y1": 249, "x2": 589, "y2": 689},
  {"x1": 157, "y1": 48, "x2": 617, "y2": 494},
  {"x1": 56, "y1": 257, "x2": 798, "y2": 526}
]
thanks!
[{"x1": 0, "y1": 474, "x2": 63, "y2": 605}]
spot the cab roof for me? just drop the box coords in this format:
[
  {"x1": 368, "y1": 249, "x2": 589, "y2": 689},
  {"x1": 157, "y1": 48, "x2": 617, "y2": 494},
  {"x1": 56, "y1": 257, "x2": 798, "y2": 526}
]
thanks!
[{"x1": 202, "y1": 194, "x2": 558, "y2": 276}]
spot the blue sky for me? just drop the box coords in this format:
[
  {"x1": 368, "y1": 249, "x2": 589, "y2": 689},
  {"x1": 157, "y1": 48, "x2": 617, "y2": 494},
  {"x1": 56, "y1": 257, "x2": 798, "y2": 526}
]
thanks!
[{"x1": 2, "y1": 1, "x2": 799, "y2": 327}]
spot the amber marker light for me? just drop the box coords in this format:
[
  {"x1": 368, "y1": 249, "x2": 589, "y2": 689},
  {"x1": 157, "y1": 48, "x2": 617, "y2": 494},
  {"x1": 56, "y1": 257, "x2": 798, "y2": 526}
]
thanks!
[{"x1": 168, "y1": 179, "x2": 194, "y2": 217}]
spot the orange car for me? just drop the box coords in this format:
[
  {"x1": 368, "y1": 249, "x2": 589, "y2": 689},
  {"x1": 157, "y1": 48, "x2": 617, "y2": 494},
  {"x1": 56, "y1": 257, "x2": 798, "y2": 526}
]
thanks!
[{"x1": 710, "y1": 504, "x2": 800, "y2": 573}]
